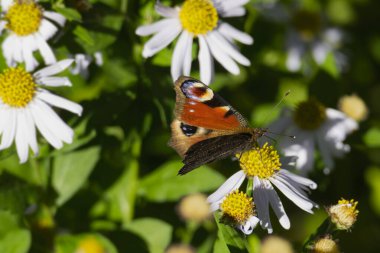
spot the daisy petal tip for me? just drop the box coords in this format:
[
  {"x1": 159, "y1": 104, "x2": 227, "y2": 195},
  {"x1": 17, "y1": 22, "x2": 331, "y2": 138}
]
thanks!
[{"x1": 280, "y1": 216, "x2": 290, "y2": 230}]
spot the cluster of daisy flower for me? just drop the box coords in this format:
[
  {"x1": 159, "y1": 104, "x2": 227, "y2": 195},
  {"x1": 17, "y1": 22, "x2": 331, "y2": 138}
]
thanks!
[{"x1": 0, "y1": 0, "x2": 84, "y2": 163}]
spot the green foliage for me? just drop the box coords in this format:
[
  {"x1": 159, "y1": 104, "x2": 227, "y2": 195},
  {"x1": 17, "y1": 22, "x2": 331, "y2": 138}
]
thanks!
[{"x1": 139, "y1": 161, "x2": 225, "y2": 202}]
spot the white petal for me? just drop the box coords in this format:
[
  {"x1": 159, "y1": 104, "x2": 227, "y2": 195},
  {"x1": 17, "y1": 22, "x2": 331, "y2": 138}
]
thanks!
[
  {"x1": 136, "y1": 18, "x2": 178, "y2": 36},
  {"x1": 171, "y1": 31, "x2": 191, "y2": 81},
  {"x1": 312, "y1": 42, "x2": 330, "y2": 65},
  {"x1": 240, "y1": 216, "x2": 260, "y2": 235},
  {"x1": 279, "y1": 130, "x2": 316, "y2": 173},
  {"x1": 210, "y1": 201, "x2": 221, "y2": 212},
  {"x1": 30, "y1": 102, "x2": 63, "y2": 149},
  {"x1": 221, "y1": 7, "x2": 246, "y2": 18},
  {"x1": 94, "y1": 52, "x2": 103, "y2": 66},
  {"x1": 265, "y1": 182, "x2": 290, "y2": 229},
  {"x1": 278, "y1": 170, "x2": 317, "y2": 190},
  {"x1": 269, "y1": 177, "x2": 315, "y2": 213},
  {"x1": 33, "y1": 99, "x2": 74, "y2": 144},
  {"x1": 1, "y1": 0, "x2": 13, "y2": 11},
  {"x1": 0, "y1": 21, "x2": 7, "y2": 35},
  {"x1": 316, "y1": 131, "x2": 335, "y2": 170},
  {"x1": 207, "y1": 170, "x2": 245, "y2": 203},
  {"x1": 252, "y1": 177, "x2": 273, "y2": 233},
  {"x1": 198, "y1": 35, "x2": 214, "y2": 85},
  {"x1": 21, "y1": 36, "x2": 39, "y2": 71},
  {"x1": 218, "y1": 23, "x2": 253, "y2": 45},
  {"x1": 38, "y1": 19, "x2": 58, "y2": 40},
  {"x1": 34, "y1": 59, "x2": 74, "y2": 78},
  {"x1": 11, "y1": 36, "x2": 24, "y2": 63},
  {"x1": 155, "y1": 1, "x2": 179, "y2": 18},
  {"x1": 2, "y1": 36, "x2": 16, "y2": 66},
  {"x1": 36, "y1": 91, "x2": 83, "y2": 116},
  {"x1": 15, "y1": 111, "x2": 30, "y2": 163},
  {"x1": 0, "y1": 109, "x2": 16, "y2": 150},
  {"x1": 209, "y1": 31, "x2": 250, "y2": 66},
  {"x1": 35, "y1": 34, "x2": 56, "y2": 65},
  {"x1": 37, "y1": 77, "x2": 72, "y2": 87},
  {"x1": 205, "y1": 34, "x2": 240, "y2": 75},
  {"x1": 43, "y1": 11, "x2": 66, "y2": 27},
  {"x1": 24, "y1": 109, "x2": 38, "y2": 155},
  {"x1": 220, "y1": 0, "x2": 249, "y2": 10},
  {"x1": 286, "y1": 47, "x2": 303, "y2": 71},
  {"x1": 182, "y1": 33, "x2": 193, "y2": 76},
  {"x1": 142, "y1": 21, "x2": 182, "y2": 57}
]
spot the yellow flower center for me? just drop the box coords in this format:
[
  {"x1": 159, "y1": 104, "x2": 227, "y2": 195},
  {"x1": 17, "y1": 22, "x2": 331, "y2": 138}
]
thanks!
[
  {"x1": 293, "y1": 99, "x2": 327, "y2": 130},
  {"x1": 0, "y1": 67, "x2": 36, "y2": 107},
  {"x1": 220, "y1": 190, "x2": 254, "y2": 225},
  {"x1": 239, "y1": 143, "x2": 281, "y2": 179},
  {"x1": 338, "y1": 94, "x2": 368, "y2": 122},
  {"x1": 329, "y1": 198, "x2": 359, "y2": 230},
  {"x1": 5, "y1": 1, "x2": 43, "y2": 36},
  {"x1": 314, "y1": 237, "x2": 340, "y2": 253},
  {"x1": 292, "y1": 10, "x2": 321, "y2": 41},
  {"x1": 179, "y1": 0, "x2": 218, "y2": 35}
]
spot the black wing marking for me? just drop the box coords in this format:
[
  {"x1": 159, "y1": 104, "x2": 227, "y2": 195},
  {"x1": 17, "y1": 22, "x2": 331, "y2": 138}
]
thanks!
[{"x1": 178, "y1": 133, "x2": 253, "y2": 175}]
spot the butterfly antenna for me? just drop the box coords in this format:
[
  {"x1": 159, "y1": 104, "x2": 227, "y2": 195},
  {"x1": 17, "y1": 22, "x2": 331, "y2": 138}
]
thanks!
[
  {"x1": 265, "y1": 131, "x2": 296, "y2": 140},
  {"x1": 262, "y1": 90, "x2": 291, "y2": 124}
]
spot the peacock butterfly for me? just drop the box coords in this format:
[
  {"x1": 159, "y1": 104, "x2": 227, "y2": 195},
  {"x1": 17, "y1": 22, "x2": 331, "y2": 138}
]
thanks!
[{"x1": 169, "y1": 76, "x2": 266, "y2": 175}]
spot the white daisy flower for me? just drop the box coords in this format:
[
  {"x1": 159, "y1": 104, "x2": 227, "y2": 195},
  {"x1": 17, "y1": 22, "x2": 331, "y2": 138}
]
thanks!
[
  {"x1": 257, "y1": 3, "x2": 346, "y2": 72},
  {"x1": 0, "y1": 59, "x2": 82, "y2": 163},
  {"x1": 269, "y1": 99, "x2": 358, "y2": 174},
  {"x1": 70, "y1": 52, "x2": 103, "y2": 79},
  {"x1": 136, "y1": 0, "x2": 253, "y2": 85},
  {"x1": 0, "y1": 0, "x2": 66, "y2": 71},
  {"x1": 208, "y1": 143, "x2": 317, "y2": 233},
  {"x1": 211, "y1": 190, "x2": 260, "y2": 235}
]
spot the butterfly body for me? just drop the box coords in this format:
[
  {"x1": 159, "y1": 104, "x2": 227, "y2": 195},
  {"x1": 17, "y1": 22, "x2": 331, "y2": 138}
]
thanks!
[{"x1": 169, "y1": 76, "x2": 266, "y2": 175}]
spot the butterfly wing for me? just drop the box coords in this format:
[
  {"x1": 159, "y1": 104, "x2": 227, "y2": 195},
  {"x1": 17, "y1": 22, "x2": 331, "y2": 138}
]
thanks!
[
  {"x1": 178, "y1": 133, "x2": 254, "y2": 175},
  {"x1": 169, "y1": 76, "x2": 252, "y2": 158},
  {"x1": 173, "y1": 76, "x2": 249, "y2": 130}
]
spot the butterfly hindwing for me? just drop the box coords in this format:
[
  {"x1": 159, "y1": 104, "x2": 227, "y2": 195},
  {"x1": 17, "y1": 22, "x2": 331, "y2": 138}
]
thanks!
[{"x1": 178, "y1": 133, "x2": 254, "y2": 175}]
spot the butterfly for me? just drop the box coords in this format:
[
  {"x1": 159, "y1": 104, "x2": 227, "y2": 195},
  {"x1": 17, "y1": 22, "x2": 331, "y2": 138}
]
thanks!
[{"x1": 169, "y1": 76, "x2": 267, "y2": 175}]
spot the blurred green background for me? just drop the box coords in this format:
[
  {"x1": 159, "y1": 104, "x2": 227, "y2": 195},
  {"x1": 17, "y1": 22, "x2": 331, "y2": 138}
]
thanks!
[{"x1": 1, "y1": 0, "x2": 380, "y2": 252}]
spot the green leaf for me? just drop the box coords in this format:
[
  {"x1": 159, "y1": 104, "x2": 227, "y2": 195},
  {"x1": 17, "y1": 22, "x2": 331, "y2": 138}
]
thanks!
[
  {"x1": 365, "y1": 167, "x2": 380, "y2": 215},
  {"x1": 52, "y1": 146, "x2": 100, "y2": 206},
  {"x1": 124, "y1": 218, "x2": 172, "y2": 253},
  {"x1": 0, "y1": 211, "x2": 31, "y2": 253},
  {"x1": 138, "y1": 160, "x2": 226, "y2": 202},
  {"x1": 54, "y1": 7, "x2": 82, "y2": 21},
  {"x1": 321, "y1": 52, "x2": 339, "y2": 78},
  {"x1": 0, "y1": 230, "x2": 31, "y2": 253},
  {"x1": 214, "y1": 213, "x2": 248, "y2": 253},
  {"x1": 363, "y1": 127, "x2": 380, "y2": 147},
  {"x1": 213, "y1": 238, "x2": 230, "y2": 253},
  {"x1": 73, "y1": 25, "x2": 95, "y2": 47},
  {"x1": 91, "y1": 159, "x2": 139, "y2": 225}
]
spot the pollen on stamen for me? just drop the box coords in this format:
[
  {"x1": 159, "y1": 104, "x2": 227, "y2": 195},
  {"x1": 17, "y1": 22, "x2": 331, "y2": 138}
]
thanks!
[
  {"x1": 238, "y1": 143, "x2": 282, "y2": 179},
  {"x1": 293, "y1": 98, "x2": 327, "y2": 130},
  {"x1": 220, "y1": 190, "x2": 254, "y2": 225},
  {"x1": 179, "y1": 0, "x2": 218, "y2": 36},
  {"x1": 5, "y1": 1, "x2": 43, "y2": 36},
  {"x1": 328, "y1": 198, "x2": 359, "y2": 230},
  {"x1": 0, "y1": 67, "x2": 37, "y2": 107}
]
